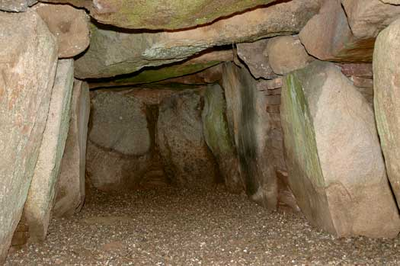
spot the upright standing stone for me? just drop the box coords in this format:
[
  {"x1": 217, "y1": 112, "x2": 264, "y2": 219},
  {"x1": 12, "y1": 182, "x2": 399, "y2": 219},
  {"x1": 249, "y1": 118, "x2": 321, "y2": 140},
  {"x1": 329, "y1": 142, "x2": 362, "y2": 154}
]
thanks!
[
  {"x1": 202, "y1": 84, "x2": 243, "y2": 193},
  {"x1": 0, "y1": 11, "x2": 57, "y2": 262},
  {"x1": 158, "y1": 90, "x2": 218, "y2": 188},
  {"x1": 24, "y1": 59, "x2": 74, "y2": 242},
  {"x1": 222, "y1": 63, "x2": 278, "y2": 210},
  {"x1": 281, "y1": 61, "x2": 400, "y2": 237},
  {"x1": 54, "y1": 81, "x2": 90, "y2": 217},
  {"x1": 86, "y1": 90, "x2": 152, "y2": 190},
  {"x1": 374, "y1": 18, "x2": 400, "y2": 209}
]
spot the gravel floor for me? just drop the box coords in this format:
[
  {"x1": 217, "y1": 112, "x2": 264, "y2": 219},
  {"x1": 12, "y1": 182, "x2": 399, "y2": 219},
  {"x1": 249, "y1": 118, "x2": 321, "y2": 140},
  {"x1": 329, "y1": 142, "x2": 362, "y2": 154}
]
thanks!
[{"x1": 6, "y1": 185, "x2": 400, "y2": 266}]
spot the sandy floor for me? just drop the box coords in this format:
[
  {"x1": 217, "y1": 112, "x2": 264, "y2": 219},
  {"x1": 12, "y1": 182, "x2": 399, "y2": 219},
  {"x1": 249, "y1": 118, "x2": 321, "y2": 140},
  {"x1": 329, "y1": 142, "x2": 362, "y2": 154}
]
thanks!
[{"x1": 6, "y1": 186, "x2": 400, "y2": 265}]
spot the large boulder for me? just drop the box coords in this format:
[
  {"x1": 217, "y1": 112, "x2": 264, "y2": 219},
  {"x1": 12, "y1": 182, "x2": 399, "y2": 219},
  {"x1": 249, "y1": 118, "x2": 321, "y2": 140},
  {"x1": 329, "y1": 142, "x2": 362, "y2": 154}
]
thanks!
[
  {"x1": 266, "y1": 35, "x2": 313, "y2": 75},
  {"x1": 74, "y1": 0, "x2": 321, "y2": 79},
  {"x1": 202, "y1": 84, "x2": 243, "y2": 193},
  {"x1": 374, "y1": 18, "x2": 400, "y2": 209},
  {"x1": 157, "y1": 89, "x2": 218, "y2": 188},
  {"x1": 0, "y1": 11, "x2": 57, "y2": 262},
  {"x1": 24, "y1": 59, "x2": 74, "y2": 242},
  {"x1": 40, "y1": 0, "x2": 276, "y2": 30},
  {"x1": 342, "y1": 0, "x2": 400, "y2": 39},
  {"x1": 280, "y1": 61, "x2": 400, "y2": 237},
  {"x1": 0, "y1": 0, "x2": 37, "y2": 12},
  {"x1": 53, "y1": 81, "x2": 90, "y2": 217},
  {"x1": 89, "y1": 50, "x2": 233, "y2": 89},
  {"x1": 86, "y1": 90, "x2": 152, "y2": 190},
  {"x1": 300, "y1": 0, "x2": 400, "y2": 62},
  {"x1": 34, "y1": 3, "x2": 90, "y2": 58},
  {"x1": 222, "y1": 63, "x2": 278, "y2": 210}
]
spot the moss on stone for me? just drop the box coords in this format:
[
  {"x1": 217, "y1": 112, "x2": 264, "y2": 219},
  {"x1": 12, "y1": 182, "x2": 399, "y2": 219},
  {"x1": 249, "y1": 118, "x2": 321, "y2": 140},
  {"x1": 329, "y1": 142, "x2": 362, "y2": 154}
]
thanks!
[
  {"x1": 113, "y1": 61, "x2": 221, "y2": 85},
  {"x1": 202, "y1": 84, "x2": 235, "y2": 156},
  {"x1": 93, "y1": 0, "x2": 275, "y2": 30},
  {"x1": 283, "y1": 72, "x2": 325, "y2": 187}
]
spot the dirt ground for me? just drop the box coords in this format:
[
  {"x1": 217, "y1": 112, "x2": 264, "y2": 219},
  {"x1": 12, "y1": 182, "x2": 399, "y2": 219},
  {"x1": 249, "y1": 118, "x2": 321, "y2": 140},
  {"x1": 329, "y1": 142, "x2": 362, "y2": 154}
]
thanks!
[{"x1": 6, "y1": 185, "x2": 400, "y2": 265}]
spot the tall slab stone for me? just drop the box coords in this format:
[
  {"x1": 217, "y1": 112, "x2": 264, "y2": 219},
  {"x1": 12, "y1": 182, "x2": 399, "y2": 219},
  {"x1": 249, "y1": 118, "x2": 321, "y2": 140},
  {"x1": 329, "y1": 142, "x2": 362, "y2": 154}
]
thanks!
[
  {"x1": 0, "y1": 11, "x2": 57, "y2": 262},
  {"x1": 281, "y1": 61, "x2": 400, "y2": 237},
  {"x1": 202, "y1": 84, "x2": 243, "y2": 193},
  {"x1": 374, "y1": 18, "x2": 400, "y2": 209},
  {"x1": 222, "y1": 63, "x2": 278, "y2": 210},
  {"x1": 24, "y1": 59, "x2": 74, "y2": 242},
  {"x1": 158, "y1": 90, "x2": 218, "y2": 188},
  {"x1": 53, "y1": 81, "x2": 90, "y2": 217}
]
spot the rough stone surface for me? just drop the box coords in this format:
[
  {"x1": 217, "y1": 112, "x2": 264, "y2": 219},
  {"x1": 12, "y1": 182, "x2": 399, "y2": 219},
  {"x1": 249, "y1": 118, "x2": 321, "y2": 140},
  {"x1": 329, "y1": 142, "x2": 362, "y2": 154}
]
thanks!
[
  {"x1": 0, "y1": 11, "x2": 57, "y2": 263},
  {"x1": 40, "y1": 0, "x2": 276, "y2": 30},
  {"x1": 157, "y1": 89, "x2": 218, "y2": 188},
  {"x1": 89, "y1": 50, "x2": 233, "y2": 89},
  {"x1": 342, "y1": 0, "x2": 400, "y2": 39},
  {"x1": 300, "y1": 0, "x2": 373, "y2": 62},
  {"x1": 75, "y1": 0, "x2": 321, "y2": 79},
  {"x1": 222, "y1": 62, "x2": 278, "y2": 210},
  {"x1": 0, "y1": 0, "x2": 37, "y2": 12},
  {"x1": 374, "y1": 18, "x2": 400, "y2": 210},
  {"x1": 236, "y1": 39, "x2": 276, "y2": 79},
  {"x1": 34, "y1": 3, "x2": 90, "y2": 58},
  {"x1": 24, "y1": 59, "x2": 74, "y2": 242},
  {"x1": 266, "y1": 35, "x2": 313, "y2": 75},
  {"x1": 53, "y1": 81, "x2": 90, "y2": 217},
  {"x1": 381, "y1": 0, "x2": 400, "y2": 4},
  {"x1": 281, "y1": 61, "x2": 400, "y2": 237},
  {"x1": 202, "y1": 84, "x2": 243, "y2": 193},
  {"x1": 87, "y1": 90, "x2": 152, "y2": 191}
]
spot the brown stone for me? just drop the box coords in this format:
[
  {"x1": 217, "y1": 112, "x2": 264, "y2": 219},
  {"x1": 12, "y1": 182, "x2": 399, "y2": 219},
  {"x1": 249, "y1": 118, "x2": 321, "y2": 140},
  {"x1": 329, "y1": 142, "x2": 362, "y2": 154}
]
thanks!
[
  {"x1": 0, "y1": 10, "x2": 57, "y2": 262},
  {"x1": 34, "y1": 3, "x2": 90, "y2": 58},
  {"x1": 53, "y1": 81, "x2": 90, "y2": 217},
  {"x1": 266, "y1": 35, "x2": 313, "y2": 75}
]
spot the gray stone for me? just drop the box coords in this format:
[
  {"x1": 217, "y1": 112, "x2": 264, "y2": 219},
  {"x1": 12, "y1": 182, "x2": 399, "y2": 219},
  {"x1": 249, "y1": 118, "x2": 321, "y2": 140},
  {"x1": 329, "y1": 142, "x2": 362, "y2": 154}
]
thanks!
[
  {"x1": 374, "y1": 18, "x2": 400, "y2": 210},
  {"x1": 0, "y1": 10, "x2": 57, "y2": 262},
  {"x1": 222, "y1": 63, "x2": 278, "y2": 210},
  {"x1": 53, "y1": 81, "x2": 90, "y2": 217},
  {"x1": 87, "y1": 90, "x2": 152, "y2": 190},
  {"x1": 158, "y1": 89, "x2": 218, "y2": 188},
  {"x1": 0, "y1": 0, "x2": 37, "y2": 12},
  {"x1": 74, "y1": 0, "x2": 321, "y2": 79},
  {"x1": 281, "y1": 61, "x2": 400, "y2": 237},
  {"x1": 24, "y1": 59, "x2": 74, "y2": 242},
  {"x1": 202, "y1": 84, "x2": 243, "y2": 193}
]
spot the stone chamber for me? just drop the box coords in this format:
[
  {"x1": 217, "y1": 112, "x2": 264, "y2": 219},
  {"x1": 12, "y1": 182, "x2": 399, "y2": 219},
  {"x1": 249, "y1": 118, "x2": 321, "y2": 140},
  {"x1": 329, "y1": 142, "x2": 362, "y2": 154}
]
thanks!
[{"x1": 3, "y1": 0, "x2": 400, "y2": 265}]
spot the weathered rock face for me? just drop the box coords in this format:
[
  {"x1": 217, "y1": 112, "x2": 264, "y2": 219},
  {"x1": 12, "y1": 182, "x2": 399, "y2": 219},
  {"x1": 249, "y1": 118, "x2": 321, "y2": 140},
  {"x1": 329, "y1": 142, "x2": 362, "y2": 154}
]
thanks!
[
  {"x1": 40, "y1": 0, "x2": 276, "y2": 30},
  {"x1": 222, "y1": 63, "x2": 278, "y2": 210},
  {"x1": 202, "y1": 84, "x2": 243, "y2": 193},
  {"x1": 54, "y1": 81, "x2": 90, "y2": 217},
  {"x1": 34, "y1": 3, "x2": 90, "y2": 58},
  {"x1": 0, "y1": 0, "x2": 37, "y2": 12},
  {"x1": 374, "y1": 18, "x2": 400, "y2": 209},
  {"x1": 75, "y1": 0, "x2": 321, "y2": 79},
  {"x1": 342, "y1": 0, "x2": 400, "y2": 39},
  {"x1": 87, "y1": 90, "x2": 152, "y2": 190},
  {"x1": 0, "y1": 11, "x2": 57, "y2": 262},
  {"x1": 24, "y1": 59, "x2": 74, "y2": 242},
  {"x1": 236, "y1": 39, "x2": 276, "y2": 79},
  {"x1": 89, "y1": 50, "x2": 233, "y2": 89},
  {"x1": 381, "y1": 0, "x2": 400, "y2": 4},
  {"x1": 300, "y1": 0, "x2": 400, "y2": 62},
  {"x1": 158, "y1": 89, "x2": 218, "y2": 188},
  {"x1": 266, "y1": 35, "x2": 313, "y2": 75},
  {"x1": 281, "y1": 61, "x2": 400, "y2": 237}
]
